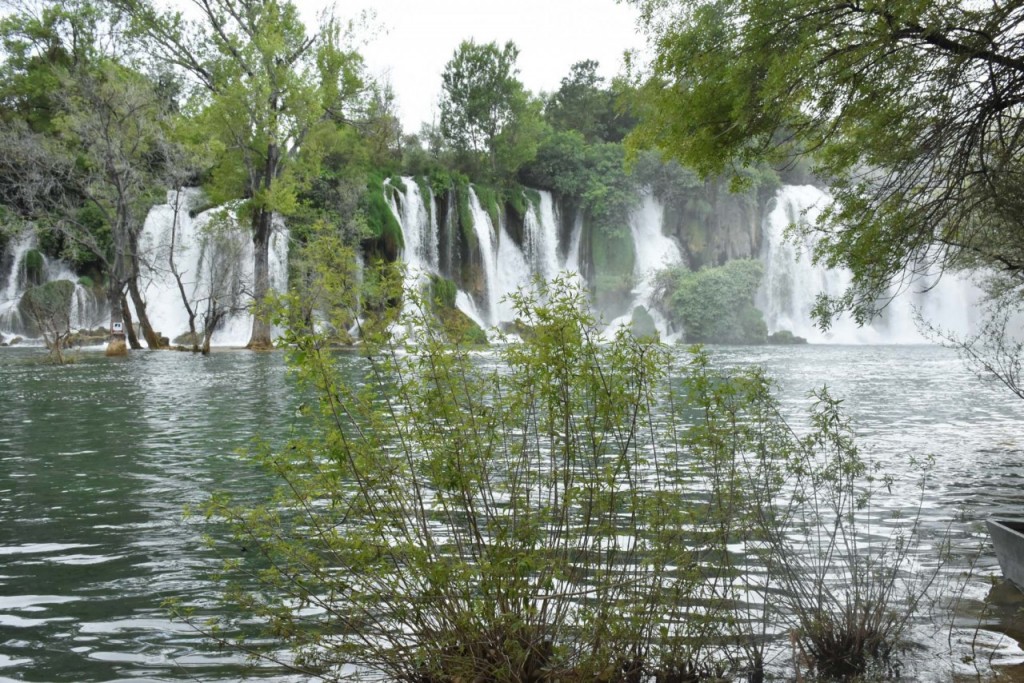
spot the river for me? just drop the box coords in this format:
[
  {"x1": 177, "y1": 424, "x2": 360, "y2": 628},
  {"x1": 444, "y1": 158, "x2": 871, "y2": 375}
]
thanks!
[{"x1": 1, "y1": 344, "x2": 1022, "y2": 682}]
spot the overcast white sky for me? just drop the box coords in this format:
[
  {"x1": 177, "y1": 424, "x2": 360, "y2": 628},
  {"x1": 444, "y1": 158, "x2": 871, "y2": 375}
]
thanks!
[{"x1": 312, "y1": 0, "x2": 644, "y2": 133}]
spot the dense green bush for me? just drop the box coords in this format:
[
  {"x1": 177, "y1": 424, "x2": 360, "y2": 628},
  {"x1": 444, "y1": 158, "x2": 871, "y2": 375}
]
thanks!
[
  {"x1": 655, "y1": 259, "x2": 768, "y2": 344},
  {"x1": 185, "y1": 276, "x2": 942, "y2": 682}
]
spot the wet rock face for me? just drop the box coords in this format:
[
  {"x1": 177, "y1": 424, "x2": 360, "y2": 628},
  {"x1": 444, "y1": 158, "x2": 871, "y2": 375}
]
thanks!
[{"x1": 662, "y1": 182, "x2": 770, "y2": 270}]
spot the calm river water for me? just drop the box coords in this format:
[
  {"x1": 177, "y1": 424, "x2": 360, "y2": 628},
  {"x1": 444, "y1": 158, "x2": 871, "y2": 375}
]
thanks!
[{"x1": 1, "y1": 344, "x2": 1023, "y2": 682}]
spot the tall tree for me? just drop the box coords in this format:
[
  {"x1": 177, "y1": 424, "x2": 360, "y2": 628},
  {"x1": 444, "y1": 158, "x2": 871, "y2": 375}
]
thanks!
[
  {"x1": 439, "y1": 39, "x2": 538, "y2": 180},
  {"x1": 545, "y1": 59, "x2": 632, "y2": 143},
  {"x1": 119, "y1": 0, "x2": 364, "y2": 348},
  {"x1": 629, "y1": 0, "x2": 1024, "y2": 332}
]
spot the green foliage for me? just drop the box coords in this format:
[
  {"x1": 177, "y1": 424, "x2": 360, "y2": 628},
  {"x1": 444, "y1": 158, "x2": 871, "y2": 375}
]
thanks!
[
  {"x1": 427, "y1": 274, "x2": 457, "y2": 310},
  {"x1": 22, "y1": 249, "x2": 44, "y2": 286},
  {"x1": 279, "y1": 224, "x2": 363, "y2": 344},
  {"x1": 522, "y1": 137, "x2": 637, "y2": 239},
  {"x1": 655, "y1": 259, "x2": 767, "y2": 343},
  {"x1": 629, "y1": 0, "x2": 1024, "y2": 331},
  {"x1": 472, "y1": 184, "x2": 501, "y2": 228},
  {"x1": 194, "y1": 275, "x2": 940, "y2": 681},
  {"x1": 0, "y1": 0, "x2": 104, "y2": 134},
  {"x1": 440, "y1": 39, "x2": 521, "y2": 156},
  {"x1": 519, "y1": 129, "x2": 588, "y2": 196},
  {"x1": 439, "y1": 40, "x2": 542, "y2": 182},
  {"x1": 544, "y1": 59, "x2": 635, "y2": 143},
  {"x1": 363, "y1": 176, "x2": 404, "y2": 260}
]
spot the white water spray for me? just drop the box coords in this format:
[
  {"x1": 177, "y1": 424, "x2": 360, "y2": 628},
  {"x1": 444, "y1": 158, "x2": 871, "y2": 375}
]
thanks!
[
  {"x1": 757, "y1": 185, "x2": 981, "y2": 343},
  {"x1": 605, "y1": 192, "x2": 684, "y2": 340},
  {"x1": 134, "y1": 189, "x2": 289, "y2": 347}
]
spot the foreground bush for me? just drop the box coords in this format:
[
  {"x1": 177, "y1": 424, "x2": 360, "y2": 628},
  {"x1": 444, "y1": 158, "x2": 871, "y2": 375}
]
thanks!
[{"x1": 186, "y1": 276, "x2": 942, "y2": 681}]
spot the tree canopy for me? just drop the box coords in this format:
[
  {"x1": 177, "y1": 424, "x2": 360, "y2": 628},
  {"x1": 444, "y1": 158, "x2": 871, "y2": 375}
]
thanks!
[
  {"x1": 439, "y1": 39, "x2": 542, "y2": 181},
  {"x1": 117, "y1": 0, "x2": 365, "y2": 347},
  {"x1": 629, "y1": 0, "x2": 1024, "y2": 328}
]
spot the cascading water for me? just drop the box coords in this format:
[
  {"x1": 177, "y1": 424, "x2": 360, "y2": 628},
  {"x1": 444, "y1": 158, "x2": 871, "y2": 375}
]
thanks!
[
  {"x1": 522, "y1": 192, "x2": 561, "y2": 283},
  {"x1": 134, "y1": 189, "x2": 289, "y2": 347},
  {"x1": 757, "y1": 185, "x2": 981, "y2": 343},
  {"x1": 465, "y1": 187, "x2": 567, "y2": 328},
  {"x1": 0, "y1": 233, "x2": 103, "y2": 340},
  {"x1": 605, "y1": 191, "x2": 684, "y2": 340},
  {"x1": 388, "y1": 178, "x2": 439, "y2": 279}
]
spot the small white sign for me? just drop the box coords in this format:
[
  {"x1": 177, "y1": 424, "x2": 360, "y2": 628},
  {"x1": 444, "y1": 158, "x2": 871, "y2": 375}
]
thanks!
[{"x1": 112, "y1": 322, "x2": 124, "y2": 333}]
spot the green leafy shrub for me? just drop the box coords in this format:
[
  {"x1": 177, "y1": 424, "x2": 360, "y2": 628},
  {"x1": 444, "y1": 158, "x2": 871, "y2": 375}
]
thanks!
[
  {"x1": 190, "y1": 277, "x2": 945, "y2": 682},
  {"x1": 655, "y1": 259, "x2": 768, "y2": 344}
]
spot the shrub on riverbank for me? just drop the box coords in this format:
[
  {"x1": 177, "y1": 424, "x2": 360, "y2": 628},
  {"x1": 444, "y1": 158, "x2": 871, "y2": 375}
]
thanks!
[{"x1": 189, "y1": 277, "x2": 943, "y2": 681}]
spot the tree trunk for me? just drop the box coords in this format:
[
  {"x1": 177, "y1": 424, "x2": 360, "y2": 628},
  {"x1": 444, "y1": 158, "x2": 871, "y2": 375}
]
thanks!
[
  {"x1": 128, "y1": 276, "x2": 162, "y2": 348},
  {"x1": 108, "y1": 280, "x2": 123, "y2": 337},
  {"x1": 247, "y1": 207, "x2": 273, "y2": 349},
  {"x1": 127, "y1": 232, "x2": 163, "y2": 349},
  {"x1": 121, "y1": 295, "x2": 142, "y2": 349}
]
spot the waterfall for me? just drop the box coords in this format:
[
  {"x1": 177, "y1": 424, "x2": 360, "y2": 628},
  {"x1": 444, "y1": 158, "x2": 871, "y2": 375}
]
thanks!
[
  {"x1": 0, "y1": 234, "x2": 35, "y2": 334},
  {"x1": 522, "y1": 192, "x2": 561, "y2": 283},
  {"x1": 563, "y1": 212, "x2": 584, "y2": 275},
  {"x1": 388, "y1": 178, "x2": 439, "y2": 278},
  {"x1": 134, "y1": 189, "x2": 289, "y2": 347},
  {"x1": 757, "y1": 185, "x2": 981, "y2": 343},
  {"x1": 605, "y1": 192, "x2": 684, "y2": 339},
  {"x1": 465, "y1": 190, "x2": 502, "y2": 326},
  {"x1": 0, "y1": 233, "x2": 103, "y2": 339},
  {"x1": 464, "y1": 187, "x2": 565, "y2": 328}
]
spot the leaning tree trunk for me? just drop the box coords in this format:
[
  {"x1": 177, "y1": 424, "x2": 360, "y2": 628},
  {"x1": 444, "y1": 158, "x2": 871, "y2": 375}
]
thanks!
[
  {"x1": 121, "y1": 295, "x2": 142, "y2": 349},
  {"x1": 127, "y1": 231, "x2": 163, "y2": 349},
  {"x1": 247, "y1": 207, "x2": 274, "y2": 350},
  {"x1": 128, "y1": 276, "x2": 162, "y2": 349}
]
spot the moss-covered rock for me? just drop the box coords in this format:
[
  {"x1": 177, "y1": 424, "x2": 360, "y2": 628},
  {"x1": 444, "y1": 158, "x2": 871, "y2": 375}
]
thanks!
[
  {"x1": 364, "y1": 175, "x2": 405, "y2": 262},
  {"x1": 428, "y1": 275, "x2": 487, "y2": 345},
  {"x1": 173, "y1": 331, "x2": 202, "y2": 347},
  {"x1": 18, "y1": 280, "x2": 74, "y2": 338},
  {"x1": 23, "y1": 249, "x2": 45, "y2": 287},
  {"x1": 629, "y1": 305, "x2": 659, "y2": 340},
  {"x1": 436, "y1": 306, "x2": 488, "y2": 345},
  {"x1": 767, "y1": 330, "x2": 808, "y2": 345}
]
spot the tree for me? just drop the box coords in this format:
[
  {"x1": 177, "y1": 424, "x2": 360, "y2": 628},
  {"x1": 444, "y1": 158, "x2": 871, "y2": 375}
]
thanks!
[
  {"x1": 439, "y1": 39, "x2": 537, "y2": 180},
  {"x1": 119, "y1": 0, "x2": 364, "y2": 348},
  {"x1": 545, "y1": 59, "x2": 633, "y2": 143},
  {"x1": 0, "y1": 1, "x2": 182, "y2": 349},
  {"x1": 629, "y1": 0, "x2": 1024, "y2": 337},
  {"x1": 55, "y1": 60, "x2": 178, "y2": 349}
]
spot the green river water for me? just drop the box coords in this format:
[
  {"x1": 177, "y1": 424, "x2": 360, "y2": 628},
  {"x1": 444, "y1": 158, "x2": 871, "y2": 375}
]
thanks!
[{"x1": 1, "y1": 344, "x2": 1023, "y2": 682}]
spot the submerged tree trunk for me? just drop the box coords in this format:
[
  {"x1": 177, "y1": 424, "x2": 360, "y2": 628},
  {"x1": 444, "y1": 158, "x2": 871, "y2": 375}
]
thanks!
[{"x1": 247, "y1": 207, "x2": 273, "y2": 350}]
